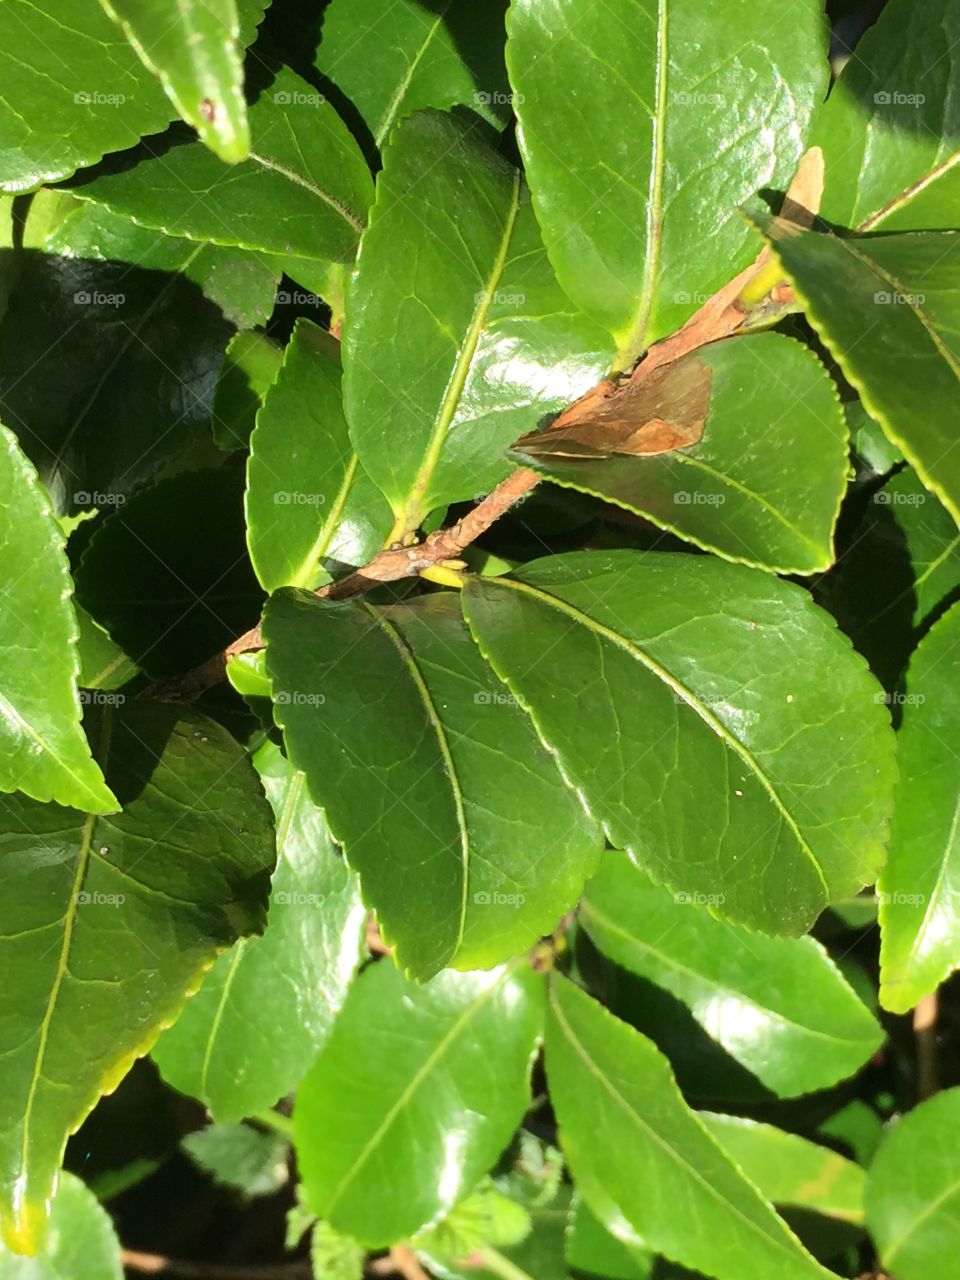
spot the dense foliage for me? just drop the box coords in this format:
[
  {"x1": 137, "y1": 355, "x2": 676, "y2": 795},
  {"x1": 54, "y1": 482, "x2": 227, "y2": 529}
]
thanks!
[{"x1": 0, "y1": 0, "x2": 958, "y2": 1277}]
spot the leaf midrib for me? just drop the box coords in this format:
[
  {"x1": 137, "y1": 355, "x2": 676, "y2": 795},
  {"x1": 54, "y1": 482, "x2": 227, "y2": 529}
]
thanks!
[
  {"x1": 489, "y1": 575, "x2": 830, "y2": 899},
  {"x1": 580, "y1": 897, "x2": 874, "y2": 1050},
  {"x1": 549, "y1": 981, "x2": 830, "y2": 1276},
  {"x1": 324, "y1": 969, "x2": 511, "y2": 1215},
  {"x1": 390, "y1": 168, "x2": 522, "y2": 537}
]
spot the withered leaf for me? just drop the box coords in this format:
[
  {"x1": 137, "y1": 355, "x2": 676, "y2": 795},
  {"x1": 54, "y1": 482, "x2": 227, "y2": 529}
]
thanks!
[{"x1": 513, "y1": 356, "x2": 713, "y2": 461}]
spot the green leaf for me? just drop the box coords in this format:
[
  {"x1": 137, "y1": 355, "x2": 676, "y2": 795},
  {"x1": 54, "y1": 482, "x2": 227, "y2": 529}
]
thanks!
[
  {"x1": 580, "y1": 854, "x2": 882, "y2": 1097},
  {"x1": 46, "y1": 200, "x2": 280, "y2": 330},
  {"x1": 182, "y1": 1123, "x2": 289, "y2": 1199},
  {"x1": 816, "y1": 467, "x2": 960, "y2": 689},
  {"x1": 462, "y1": 551, "x2": 896, "y2": 936},
  {"x1": 98, "y1": 0, "x2": 268, "y2": 164},
  {"x1": 813, "y1": 0, "x2": 960, "y2": 231},
  {"x1": 415, "y1": 1179, "x2": 532, "y2": 1260},
  {"x1": 343, "y1": 110, "x2": 613, "y2": 536},
  {"x1": 76, "y1": 468, "x2": 262, "y2": 679},
  {"x1": 514, "y1": 334, "x2": 849, "y2": 575},
  {"x1": 505, "y1": 0, "x2": 828, "y2": 359},
  {"x1": 152, "y1": 741, "x2": 366, "y2": 1122},
  {"x1": 212, "y1": 330, "x2": 283, "y2": 452},
  {"x1": 567, "y1": 1196, "x2": 655, "y2": 1280},
  {"x1": 0, "y1": 422, "x2": 116, "y2": 813},
  {"x1": 700, "y1": 1114, "x2": 866, "y2": 1224},
  {"x1": 0, "y1": 240, "x2": 236, "y2": 510},
  {"x1": 0, "y1": 0, "x2": 176, "y2": 193},
  {"x1": 0, "y1": 702, "x2": 275, "y2": 1254},
  {"x1": 70, "y1": 67, "x2": 373, "y2": 263},
  {"x1": 264, "y1": 590, "x2": 601, "y2": 978},
  {"x1": 758, "y1": 223, "x2": 960, "y2": 526},
  {"x1": 294, "y1": 959, "x2": 544, "y2": 1247},
  {"x1": 317, "y1": 0, "x2": 512, "y2": 148},
  {"x1": 0, "y1": 1171, "x2": 122, "y2": 1278},
  {"x1": 75, "y1": 605, "x2": 139, "y2": 692},
  {"x1": 246, "y1": 320, "x2": 392, "y2": 590},
  {"x1": 878, "y1": 601, "x2": 960, "y2": 1012},
  {"x1": 866, "y1": 1087, "x2": 960, "y2": 1280},
  {"x1": 545, "y1": 976, "x2": 831, "y2": 1280},
  {"x1": 310, "y1": 1220, "x2": 365, "y2": 1280}
]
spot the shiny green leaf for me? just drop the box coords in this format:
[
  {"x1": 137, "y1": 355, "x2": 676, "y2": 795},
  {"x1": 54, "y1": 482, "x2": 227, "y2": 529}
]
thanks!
[
  {"x1": 0, "y1": 0, "x2": 175, "y2": 193},
  {"x1": 462, "y1": 551, "x2": 896, "y2": 936},
  {"x1": 879, "y1": 601, "x2": 960, "y2": 1012},
  {"x1": 74, "y1": 605, "x2": 139, "y2": 693},
  {"x1": 246, "y1": 320, "x2": 391, "y2": 590},
  {"x1": 98, "y1": 0, "x2": 268, "y2": 163},
  {"x1": 0, "y1": 422, "x2": 115, "y2": 813},
  {"x1": 813, "y1": 0, "x2": 960, "y2": 231},
  {"x1": 759, "y1": 223, "x2": 960, "y2": 525},
  {"x1": 515, "y1": 334, "x2": 848, "y2": 575},
  {"x1": 506, "y1": 0, "x2": 828, "y2": 358},
  {"x1": 212, "y1": 331, "x2": 283, "y2": 452},
  {"x1": 0, "y1": 1171, "x2": 122, "y2": 1278},
  {"x1": 581, "y1": 854, "x2": 882, "y2": 1097},
  {"x1": 152, "y1": 741, "x2": 366, "y2": 1122},
  {"x1": 0, "y1": 703, "x2": 274, "y2": 1254},
  {"x1": 46, "y1": 201, "x2": 279, "y2": 331},
  {"x1": 816, "y1": 467, "x2": 960, "y2": 689},
  {"x1": 545, "y1": 976, "x2": 831, "y2": 1280},
  {"x1": 700, "y1": 1114, "x2": 866, "y2": 1224},
  {"x1": 343, "y1": 109, "x2": 613, "y2": 535},
  {"x1": 263, "y1": 590, "x2": 602, "y2": 978},
  {"x1": 181, "y1": 1123, "x2": 289, "y2": 1199},
  {"x1": 294, "y1": 959, "x2": 544, "y2": 1246},
  {"x1": 70, "y1": 67, "x2": 373, "y2": 263},
  {"x1": 318, "y1": 0, "x2": 512, "y2": 148},
  {"x1": 866, "y1": 1087, "x2": 960, "y2": 1280}
]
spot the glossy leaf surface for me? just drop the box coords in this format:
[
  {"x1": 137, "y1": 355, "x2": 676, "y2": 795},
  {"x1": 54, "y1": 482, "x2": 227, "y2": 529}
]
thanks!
[
  {"x1": 506, "y1": 0, "x2": 828, "y2": 357},
  {"x1": 462, "y1": 551, "x2": 896, "y2": 935},
  {"x1": 343, "y1": 109, "x2": 613, "y2": 534},
  {"x1": 0, "y1": 703, "x2": 274, "y2": 1253},
  {"x1": 581, "y1": 854, "x2": 882, "y2": 1097},
  {"x1": 263, "y1": 590, "x2": 602, "y2": 977},
  {"x1": 0, "y1": 423, "x2": 115, "y2": 813},
  {"x1": 294, "y1": 959, "x2": 544, "y2": 1246},
  {"x1": 545, "y1": 977, "x2": 831, "y2": 1280},
  {"x1": 153, "y1": 742, "x2": 366, "y2": 1122}
]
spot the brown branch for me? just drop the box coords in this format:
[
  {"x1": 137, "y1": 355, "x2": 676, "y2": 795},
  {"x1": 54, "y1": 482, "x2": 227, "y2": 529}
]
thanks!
[
  {"x1": 143, "y1": 468, "x2": 539, "y2": 703},
  {"x1": 143, "y1": 150, "x2": 825, "y2": 708},
  {"x1": 122, "y1": 1250, "x2": 311, "y2": 1279},
  {"x1": 914, "y1": 990, "x2": 939, "y2": 1101}
]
